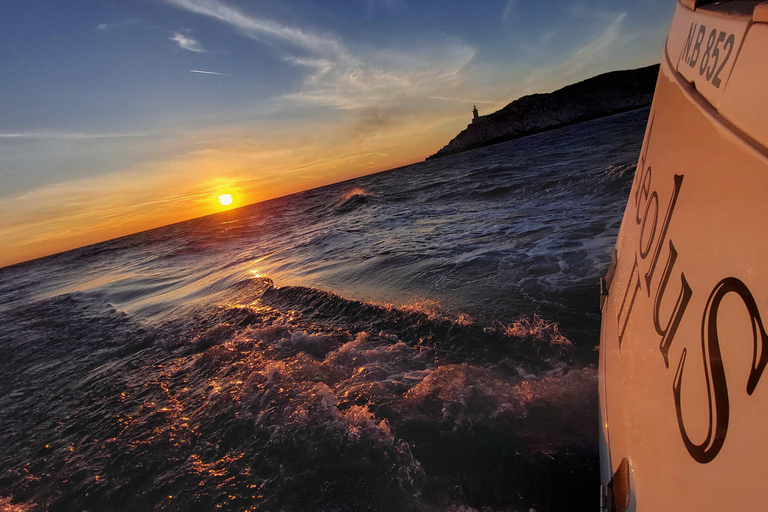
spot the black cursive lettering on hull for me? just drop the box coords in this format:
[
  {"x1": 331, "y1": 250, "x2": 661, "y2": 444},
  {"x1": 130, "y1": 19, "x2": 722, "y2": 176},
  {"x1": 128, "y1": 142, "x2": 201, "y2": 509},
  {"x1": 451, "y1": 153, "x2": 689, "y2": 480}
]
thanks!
[{"x1": 613, "y1": 111, "x2": 768, "y2": 463}]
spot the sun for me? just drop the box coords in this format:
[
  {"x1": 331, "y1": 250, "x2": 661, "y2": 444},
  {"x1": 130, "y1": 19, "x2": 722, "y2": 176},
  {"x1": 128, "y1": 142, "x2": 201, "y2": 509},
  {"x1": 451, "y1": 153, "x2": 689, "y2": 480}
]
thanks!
[{"x1": 218, "y1": 194, "x2": 234, "y2": 206}]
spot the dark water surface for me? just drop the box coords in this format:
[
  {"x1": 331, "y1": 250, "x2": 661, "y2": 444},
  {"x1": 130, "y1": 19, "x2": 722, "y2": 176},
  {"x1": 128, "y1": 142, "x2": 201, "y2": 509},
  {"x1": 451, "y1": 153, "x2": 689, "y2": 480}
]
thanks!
[{"x1": 0, "y1": 108, "x2": 648, "y2": 512}]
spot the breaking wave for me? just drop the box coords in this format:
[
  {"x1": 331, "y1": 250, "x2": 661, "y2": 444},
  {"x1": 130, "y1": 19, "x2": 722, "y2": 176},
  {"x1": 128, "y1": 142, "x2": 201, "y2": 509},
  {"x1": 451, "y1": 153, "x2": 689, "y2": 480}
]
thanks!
[
  {"x1": 0, "y1": 277, "x2": 597, "y2": 511},
  {"x1": 0, "y1": 107, "x2": 651, "y2": 511}
]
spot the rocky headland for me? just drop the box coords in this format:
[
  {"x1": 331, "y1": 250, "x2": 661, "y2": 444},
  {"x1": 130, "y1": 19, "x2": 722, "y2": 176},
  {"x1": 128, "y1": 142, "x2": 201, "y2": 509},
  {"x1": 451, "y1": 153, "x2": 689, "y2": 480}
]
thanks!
[{"x1": 427, "y1": 64, "x2": 660, "y2": 160}]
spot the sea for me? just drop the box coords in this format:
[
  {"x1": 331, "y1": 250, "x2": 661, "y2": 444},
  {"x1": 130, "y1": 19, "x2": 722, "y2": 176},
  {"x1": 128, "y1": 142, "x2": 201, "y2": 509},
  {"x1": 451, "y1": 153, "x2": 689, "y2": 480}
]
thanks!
[{"x1": 0, "y1": 108, "x2": 649, "y2": 512}]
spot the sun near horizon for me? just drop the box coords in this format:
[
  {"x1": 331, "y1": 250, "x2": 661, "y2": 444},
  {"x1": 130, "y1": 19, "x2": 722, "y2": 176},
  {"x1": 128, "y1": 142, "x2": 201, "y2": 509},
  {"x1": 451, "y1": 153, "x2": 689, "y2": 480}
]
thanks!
[
  {"x1": 0, "y1": 1, "x2": 675, "y2": 269},
  {"x1": 218, "y1": 194, "x2": 234, "y2": 206}
]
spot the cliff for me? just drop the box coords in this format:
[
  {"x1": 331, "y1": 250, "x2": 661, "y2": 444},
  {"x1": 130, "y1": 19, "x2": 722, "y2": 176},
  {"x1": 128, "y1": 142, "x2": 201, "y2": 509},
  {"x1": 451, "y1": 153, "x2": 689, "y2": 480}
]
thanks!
[{"x1": 426, "y1": 64, "x2": 660, "y2": 160}]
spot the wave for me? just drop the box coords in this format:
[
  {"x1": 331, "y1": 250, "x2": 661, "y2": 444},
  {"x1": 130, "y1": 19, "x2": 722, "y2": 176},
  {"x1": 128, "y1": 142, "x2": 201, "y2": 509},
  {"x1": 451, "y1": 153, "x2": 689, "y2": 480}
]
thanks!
[
  {"x1": 259, "y1": 283, "x2": 574, "y2": 367},
  {"x1": 331, "y1": 187, "x2": 376, "y2": 214},
  {"x1": 0, "y1": 107, "x2": 652, "y2": 511},
  {"x1": 0, "y1": 278, "x2": 597, "y2": 511}
]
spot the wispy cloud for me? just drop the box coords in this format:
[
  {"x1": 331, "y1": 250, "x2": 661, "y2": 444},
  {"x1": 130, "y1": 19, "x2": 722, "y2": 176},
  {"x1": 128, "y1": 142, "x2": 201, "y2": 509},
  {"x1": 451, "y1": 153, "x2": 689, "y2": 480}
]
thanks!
[
  {"x1": 494, "y1": 10, "x2": 637, "y2": 102},
  {"x1": 560, "y1": 12, "x2": 631, "y2": 78},
  {"x1": 0, "y1": 131, "x2": 148, "y2": 141},
  {"x1": 170, "y1": 31, "x2": 207, "y2": 52},
  {"x1": 366, "y1": 0, "x2": 406, "y2": 18},
  {"x1": 502, "y1": 0, "x2": 517, "y2": 23},
  {"x1": 164, "y1": 0, "x2": 476, "y2": 110},
  {"x1": 189, "y1": 69, "x2": 228, "y2": 76},
  {"x1": 96, "y1": 18, "x2": 141, "y2": 31},
  {"x1": 430, "y1": 96, "x2": 495, "y2": 105},
  {"x1": 164, "y1": 0, "x2": 348, "y2": 59}
]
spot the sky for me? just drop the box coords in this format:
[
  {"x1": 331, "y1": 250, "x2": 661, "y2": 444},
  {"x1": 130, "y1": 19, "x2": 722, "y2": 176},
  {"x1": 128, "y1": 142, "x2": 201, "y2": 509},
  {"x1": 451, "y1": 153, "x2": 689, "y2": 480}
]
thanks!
[{"x1": 0, "y1": 0, "x2": 676, "y2": 267}]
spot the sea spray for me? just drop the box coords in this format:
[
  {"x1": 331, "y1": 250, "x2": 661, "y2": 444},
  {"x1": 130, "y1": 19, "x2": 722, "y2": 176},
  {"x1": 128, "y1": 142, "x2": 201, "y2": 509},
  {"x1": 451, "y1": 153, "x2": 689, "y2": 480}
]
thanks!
[{"x1": 0, "y1": 108, "x2": 650, "y2": 511}]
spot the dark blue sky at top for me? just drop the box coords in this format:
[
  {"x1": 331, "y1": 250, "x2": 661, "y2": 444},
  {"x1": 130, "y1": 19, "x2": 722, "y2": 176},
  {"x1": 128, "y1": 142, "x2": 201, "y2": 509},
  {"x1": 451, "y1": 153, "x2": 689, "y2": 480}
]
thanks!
[
  {"x1": 0, "y1": 0, "x2": 679, "y2": 264},
  {"x1": 0, "y1": 0, "x2": 675, "y2": 135}
]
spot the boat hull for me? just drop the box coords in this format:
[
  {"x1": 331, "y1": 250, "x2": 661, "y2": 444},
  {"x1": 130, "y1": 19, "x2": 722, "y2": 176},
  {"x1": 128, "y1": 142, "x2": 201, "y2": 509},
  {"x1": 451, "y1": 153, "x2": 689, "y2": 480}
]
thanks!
[{"x1": 599, "y1": 1, "x2": 768, "y2": 510}]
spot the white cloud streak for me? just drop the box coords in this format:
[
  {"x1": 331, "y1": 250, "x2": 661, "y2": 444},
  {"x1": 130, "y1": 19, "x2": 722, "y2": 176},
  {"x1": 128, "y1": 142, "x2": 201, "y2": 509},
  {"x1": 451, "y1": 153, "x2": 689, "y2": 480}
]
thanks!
[
  {"x1": 164, "y1": 0, "x2": 477, "y2": 110},
  {"x1": 170, "y1": 31, "x2": 207, "y2": 52},
  {"x1": 0, "y1": 131, "x2": 148, "y2": 141},
  {"x1": 164, "y1": 0, "x2": 349, "y2": 60},
  {"x1": 502, "y1": 0, "x2": 517, "y2": 24},
  {"x1": 189, "y1": 69, "x2": 228, "y2": 76},
  {"x1": 560, "y1": 13, "x2": 631, "y2": 77},
  {"x1": 96, "y1": 18, "x2": 140, "y2": 31},
  {"x1": 366, "y1": 0, "x2": 406, "y2": 17},
  {"x1": 430, "y1": 96, "x2": 495, "y2": 105}
]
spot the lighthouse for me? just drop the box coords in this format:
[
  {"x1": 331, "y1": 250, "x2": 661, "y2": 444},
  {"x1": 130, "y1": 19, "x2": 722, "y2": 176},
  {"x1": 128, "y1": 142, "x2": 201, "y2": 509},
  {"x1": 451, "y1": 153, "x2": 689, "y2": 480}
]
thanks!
[{"x1": 472, "y1": 105, "x2": 479, "y2": 123}]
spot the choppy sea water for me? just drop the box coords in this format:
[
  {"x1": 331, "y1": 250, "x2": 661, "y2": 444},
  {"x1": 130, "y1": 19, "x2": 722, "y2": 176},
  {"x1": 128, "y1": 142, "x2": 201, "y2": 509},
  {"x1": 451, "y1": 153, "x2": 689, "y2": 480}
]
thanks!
[{"x1": 0, "y1": 108, "x2": 649, "y2": 512}]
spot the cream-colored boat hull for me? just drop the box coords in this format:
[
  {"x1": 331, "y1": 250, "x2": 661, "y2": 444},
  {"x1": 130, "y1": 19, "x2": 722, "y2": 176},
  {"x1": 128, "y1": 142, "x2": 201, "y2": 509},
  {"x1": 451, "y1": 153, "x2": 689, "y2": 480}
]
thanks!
[{"x1": 599, "y1": 1, "x2": 768, "y2": 510}]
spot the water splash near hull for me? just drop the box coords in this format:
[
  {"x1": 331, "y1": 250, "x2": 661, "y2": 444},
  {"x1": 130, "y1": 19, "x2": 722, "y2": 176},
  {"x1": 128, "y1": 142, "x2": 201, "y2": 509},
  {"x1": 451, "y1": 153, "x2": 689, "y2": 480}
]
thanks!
[{"x1": 0, "y1": 108, "x2": 650, "y2": 511}]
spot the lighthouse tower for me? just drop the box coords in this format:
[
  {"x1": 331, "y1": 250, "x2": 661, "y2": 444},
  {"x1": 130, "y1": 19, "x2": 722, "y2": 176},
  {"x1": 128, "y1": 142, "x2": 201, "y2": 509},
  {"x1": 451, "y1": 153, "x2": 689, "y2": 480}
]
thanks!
[{"x1": 472, "y1": 105, "x2": 479, "y2": 123}]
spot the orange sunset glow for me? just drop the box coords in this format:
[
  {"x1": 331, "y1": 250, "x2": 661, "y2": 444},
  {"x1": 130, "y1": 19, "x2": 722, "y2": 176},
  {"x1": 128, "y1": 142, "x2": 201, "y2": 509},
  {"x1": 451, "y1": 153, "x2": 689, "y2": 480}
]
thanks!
[
  {"x1": 0, "y1": 120, "x2": 453, "y2": 268},
  {"x1": 0, "y1": 0, "x2": 673, "y2": 269},
  {"x1": 0, "y1": 2, "x2": 691, "y2": 511}
]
